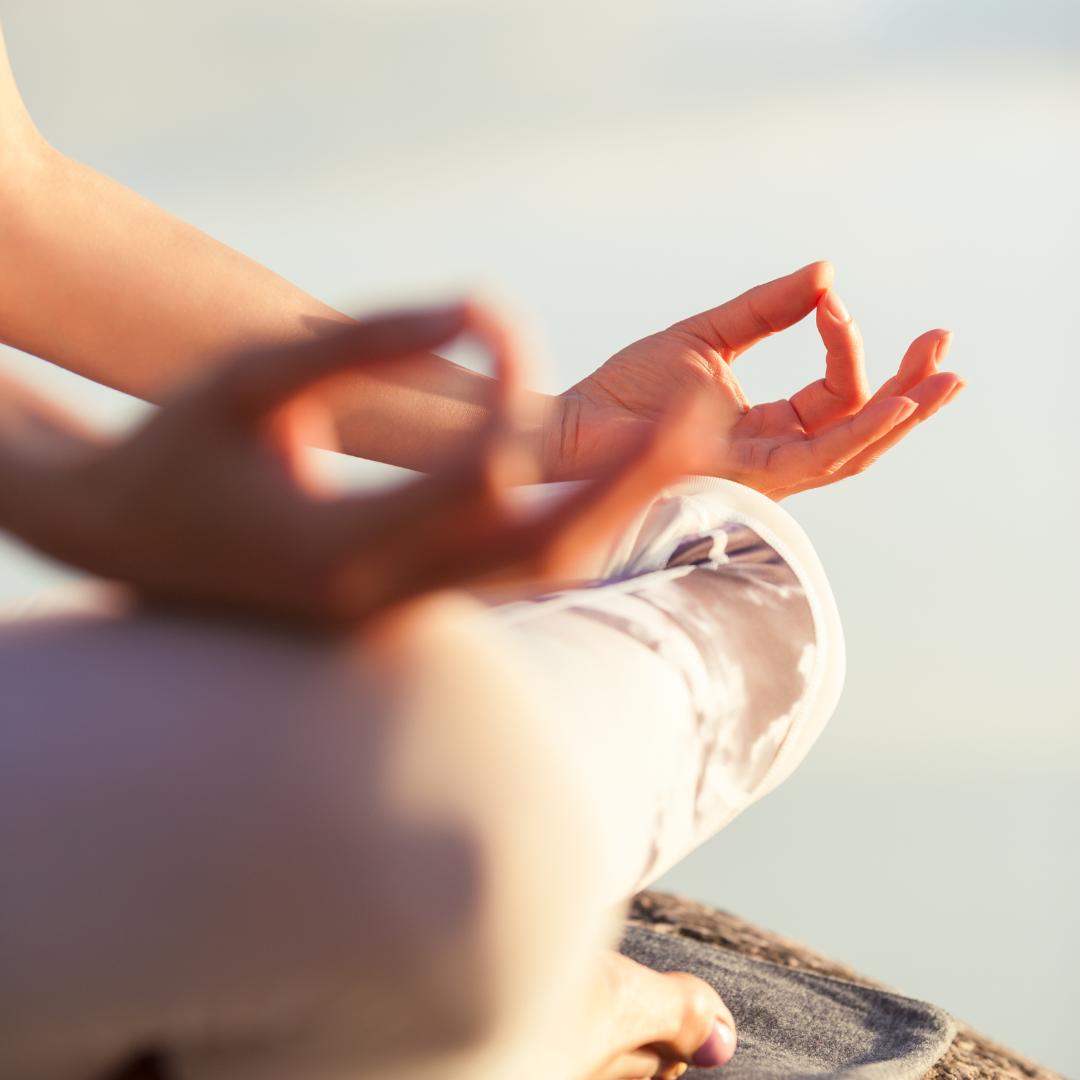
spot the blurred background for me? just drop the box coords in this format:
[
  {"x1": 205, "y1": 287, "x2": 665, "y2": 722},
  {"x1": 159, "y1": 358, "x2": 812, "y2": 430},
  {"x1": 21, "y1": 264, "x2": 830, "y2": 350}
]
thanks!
[{"x1": 0, "y1": 0, "x2": 1076, "y2": 1073}]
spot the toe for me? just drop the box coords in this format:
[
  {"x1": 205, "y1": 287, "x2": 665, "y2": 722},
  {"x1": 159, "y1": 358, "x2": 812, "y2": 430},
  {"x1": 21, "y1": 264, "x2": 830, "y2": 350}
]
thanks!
[
  {"x1": 690, "y1": 1019, "x2": 737, "y2": 1069},
  {"x1": 647, "y1": 971, "x2": 736, "y2": 1069}
]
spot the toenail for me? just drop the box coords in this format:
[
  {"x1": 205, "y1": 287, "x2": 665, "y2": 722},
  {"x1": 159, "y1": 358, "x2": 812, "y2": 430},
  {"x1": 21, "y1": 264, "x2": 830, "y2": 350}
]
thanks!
[
  {"x1": 691, "y1": 1020, "x2": 735, "y2": 1069},
  {"x1": 671, "y1": 1065, "x2": 688, "y2": 1078}
]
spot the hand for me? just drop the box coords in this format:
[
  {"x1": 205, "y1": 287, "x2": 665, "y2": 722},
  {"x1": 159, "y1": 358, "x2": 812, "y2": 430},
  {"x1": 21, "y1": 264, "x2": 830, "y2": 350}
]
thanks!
[
  {"x1": 544, "y1": 262, "x2": 966, "y2": 499},
  {"x1": 0, "y1": 304, "x2": 706, "y2": 627}
]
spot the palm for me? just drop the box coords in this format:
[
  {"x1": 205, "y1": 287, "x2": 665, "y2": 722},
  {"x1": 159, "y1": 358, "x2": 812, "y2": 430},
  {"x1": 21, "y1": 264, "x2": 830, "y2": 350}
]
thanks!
[
  {"x1": 725, "y1": 398, "x2": 832, "y2": 472},
  {"x1": 551, "y1": 263, "x2": 964, "y2": 500}
]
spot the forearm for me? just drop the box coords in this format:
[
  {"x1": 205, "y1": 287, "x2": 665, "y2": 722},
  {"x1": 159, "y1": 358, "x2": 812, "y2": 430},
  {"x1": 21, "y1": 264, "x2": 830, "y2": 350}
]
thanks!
[
  {"x1": 0, "y1": 137, "x2": 511, "y2": 462},
  {"x1": 0, "y1": 28, "x2": 511, "y2": 470},
  {"x1": 0, "y1": 131, "x2": 338, "y2": 397}
]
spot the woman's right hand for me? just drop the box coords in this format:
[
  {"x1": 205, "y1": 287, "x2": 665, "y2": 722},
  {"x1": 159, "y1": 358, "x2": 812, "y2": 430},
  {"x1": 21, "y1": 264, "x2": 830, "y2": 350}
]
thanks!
[
  {"x1": 544, "y1": 262, "x2": 965, "y2": 499},
  {"x1": 0, "y1": 303, "x2": 704, "y2": 627}
]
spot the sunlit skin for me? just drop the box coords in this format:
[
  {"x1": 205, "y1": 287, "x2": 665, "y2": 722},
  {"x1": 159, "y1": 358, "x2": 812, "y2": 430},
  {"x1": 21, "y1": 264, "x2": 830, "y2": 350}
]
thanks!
[
  {"x1": 548, "y1": 263, "x2": 963, "y2": 498},
  {"x1": 0, "y1": 17, "x2": 965, "y2": 1080}
]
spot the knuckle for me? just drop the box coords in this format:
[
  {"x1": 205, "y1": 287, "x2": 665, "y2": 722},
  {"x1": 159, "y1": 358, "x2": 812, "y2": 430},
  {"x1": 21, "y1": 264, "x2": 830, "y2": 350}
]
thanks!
[
  {"x1": 670, "y1": 322, "x2": 737, "y2": 365},
  {"x1": 744, "y1": 297, "x2": 776, "y2": 338}
]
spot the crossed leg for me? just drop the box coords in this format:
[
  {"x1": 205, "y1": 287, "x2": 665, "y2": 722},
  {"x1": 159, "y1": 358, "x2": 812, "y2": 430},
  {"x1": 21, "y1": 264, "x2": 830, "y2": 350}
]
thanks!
[{"x1": 0, "y1": 479, "x2": 841, "y2": 1080}]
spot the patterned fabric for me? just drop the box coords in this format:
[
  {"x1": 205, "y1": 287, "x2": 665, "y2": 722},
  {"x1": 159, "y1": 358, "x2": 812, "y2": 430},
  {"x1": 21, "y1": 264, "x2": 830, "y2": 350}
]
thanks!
[
  {"x1": 493, "y1": 482, "x2": 834, "y2": 897},
  {"x1": 568, "y1": 523, "x2": 814, "y2": 814}
]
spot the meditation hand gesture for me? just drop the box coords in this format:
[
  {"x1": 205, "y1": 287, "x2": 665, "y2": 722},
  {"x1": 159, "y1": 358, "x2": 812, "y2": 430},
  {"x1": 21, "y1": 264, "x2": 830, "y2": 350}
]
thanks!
[
  {"x1": 0, "y1": 305, "x2": 704, "y2": 627},
  {"x1": 545, "y1": 262, "x2": 965, "y2": 499}
]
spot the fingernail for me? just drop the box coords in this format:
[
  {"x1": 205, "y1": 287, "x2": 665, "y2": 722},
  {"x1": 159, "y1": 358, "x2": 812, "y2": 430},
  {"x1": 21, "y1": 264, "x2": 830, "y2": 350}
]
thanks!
[
  {"x1": 824, "y1": 289, "x2": 851, "y2": 323},
  {"x1": 672, "y1": 1064, "x2": 689, "y2": 1078},
  {"x1": 692, "y1": 1021, "x2": 735, "y2": 1069},
  {"x1": 945, "y1": 379, "x2": 968, "y2": 404},
  {"x1": 935, "y1": 330, "x2": 954, "y2": 362}
]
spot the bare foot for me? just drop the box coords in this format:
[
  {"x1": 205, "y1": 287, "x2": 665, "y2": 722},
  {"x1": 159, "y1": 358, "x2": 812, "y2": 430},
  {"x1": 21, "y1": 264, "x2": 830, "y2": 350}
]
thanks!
[{"x1": 573, "y1": 950, "x2": 737, "y2": 1080}]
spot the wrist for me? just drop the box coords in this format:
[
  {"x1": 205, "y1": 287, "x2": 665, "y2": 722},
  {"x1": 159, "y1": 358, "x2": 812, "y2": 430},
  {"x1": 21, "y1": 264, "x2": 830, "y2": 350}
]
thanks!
[{"x1": 534, "y1": 392, "x2": 573, "y2": 482}]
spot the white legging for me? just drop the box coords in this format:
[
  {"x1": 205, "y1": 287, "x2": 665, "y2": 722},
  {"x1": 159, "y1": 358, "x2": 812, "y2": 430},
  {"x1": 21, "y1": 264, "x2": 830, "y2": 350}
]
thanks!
[{"x1": 0, "y1": 478, "x2": 843, "y2": 1080}]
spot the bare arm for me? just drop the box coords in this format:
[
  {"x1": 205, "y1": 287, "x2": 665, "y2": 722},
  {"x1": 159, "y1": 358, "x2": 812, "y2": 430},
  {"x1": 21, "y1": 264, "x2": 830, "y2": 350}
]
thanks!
[
  {"x1": 0, "y1": 20, "x2": 961, "y2": 493},
  {"x1": 0, "y1": 24, "x2": 501, "y2": 470}
]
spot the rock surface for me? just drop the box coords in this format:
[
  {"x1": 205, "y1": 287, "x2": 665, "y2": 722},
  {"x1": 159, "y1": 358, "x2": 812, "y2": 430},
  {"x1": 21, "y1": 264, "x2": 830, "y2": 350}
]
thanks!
[
  {"x1": 104, "y1": 890, "x2": 1063, "y2": 1080},
  {"x1": 630, "y1": 890, "x2": 1062, "y2": 1080}
]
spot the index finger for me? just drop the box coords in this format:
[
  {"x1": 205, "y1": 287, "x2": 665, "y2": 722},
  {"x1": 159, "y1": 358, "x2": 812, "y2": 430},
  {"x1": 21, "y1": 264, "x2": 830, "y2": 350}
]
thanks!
[{"x1": 673, "y1": 261, "x2": 834, "y2": 363}]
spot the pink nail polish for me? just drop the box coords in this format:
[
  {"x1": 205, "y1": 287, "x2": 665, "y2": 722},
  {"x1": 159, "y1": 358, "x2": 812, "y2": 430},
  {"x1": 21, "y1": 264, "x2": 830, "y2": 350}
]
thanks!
[
  {"x1": 692, "y1": 1021, "x2": 735, "y2": 1069},
  {"x1": 824, "y1": 289, "x2": 851, "y2": 323}
]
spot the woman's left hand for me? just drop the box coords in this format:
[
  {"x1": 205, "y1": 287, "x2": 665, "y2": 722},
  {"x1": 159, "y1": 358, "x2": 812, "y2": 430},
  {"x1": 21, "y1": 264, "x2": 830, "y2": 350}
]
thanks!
[{"x1": 0, "y1": 304, "x2": 706, "y2": 627}]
